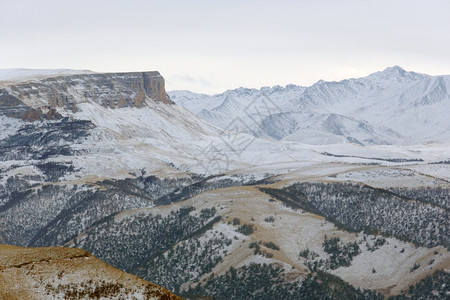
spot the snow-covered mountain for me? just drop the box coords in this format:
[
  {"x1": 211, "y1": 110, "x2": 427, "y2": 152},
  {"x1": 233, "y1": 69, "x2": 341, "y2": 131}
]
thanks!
[
  {"x1": 169, "y1": 66, "x2": 450, "y2": 145},
  {"x1": 1, "y1": 69, "x2": 449, "y2": 299}
]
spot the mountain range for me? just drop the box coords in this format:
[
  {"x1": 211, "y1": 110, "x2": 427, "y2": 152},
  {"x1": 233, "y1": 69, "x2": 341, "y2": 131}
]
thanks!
[
  {"x1": 170, "y1": 66, "x2": 450, "y2": 145},
  {"x1": 0, "y1": 67, "x2": 448, "y2": 299}
]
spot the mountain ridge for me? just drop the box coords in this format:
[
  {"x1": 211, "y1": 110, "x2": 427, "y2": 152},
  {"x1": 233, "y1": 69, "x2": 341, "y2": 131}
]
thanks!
[{"x1": 169, "y1": 66, "x2": 450, "y2": 145}]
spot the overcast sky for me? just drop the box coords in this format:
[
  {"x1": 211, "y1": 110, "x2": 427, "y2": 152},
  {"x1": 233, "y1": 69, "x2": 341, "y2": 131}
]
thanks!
[{"x1": 1, "y1": 0, "x2": 449, "y2": 94}]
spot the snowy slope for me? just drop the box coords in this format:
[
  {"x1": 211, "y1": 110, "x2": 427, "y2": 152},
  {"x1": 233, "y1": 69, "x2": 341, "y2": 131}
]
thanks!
[
  {"x1": 66, "y1": 100, "x2": 450, "y2": 179},
  {"x1": 0, "y1": 68, "x2": 94, "y2": 82}
]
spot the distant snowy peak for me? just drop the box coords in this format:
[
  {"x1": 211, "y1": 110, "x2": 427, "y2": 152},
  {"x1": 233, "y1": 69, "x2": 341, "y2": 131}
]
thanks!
[
  {"x1": 222, "y1": 87, "x2": 259, "y2": 97},
  {"x1": 307, "y1": 66, "x2": 428, "y2": 95},
  {"x1": 170, "y1": 84, "x2": 306, "y2": 99},
  {"x1": 218, "y1": 84, "x2": 307, "y2": 98},
  {"x1": 365, "y1": 66, "x2": 428, "y2": 83}
]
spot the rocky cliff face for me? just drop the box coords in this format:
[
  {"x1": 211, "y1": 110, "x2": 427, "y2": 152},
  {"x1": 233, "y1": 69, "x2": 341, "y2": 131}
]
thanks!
[{"x1": 0, "y1": 71, "x2": 173, "y2": 121}]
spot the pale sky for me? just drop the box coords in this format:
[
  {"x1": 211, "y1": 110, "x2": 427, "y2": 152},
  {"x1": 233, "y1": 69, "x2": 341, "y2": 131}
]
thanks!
[{"x1": 1, "y1": 0, "x2": 450, "y2": 94}]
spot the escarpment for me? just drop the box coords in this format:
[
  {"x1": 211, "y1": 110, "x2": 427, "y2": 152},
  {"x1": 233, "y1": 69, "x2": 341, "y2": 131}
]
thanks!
[{"x1": 0, "y1": 71, "x2": 173, "y2": 121}]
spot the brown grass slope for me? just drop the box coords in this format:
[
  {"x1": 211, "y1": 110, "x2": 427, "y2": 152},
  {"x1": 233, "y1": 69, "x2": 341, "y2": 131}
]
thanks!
[{"x1": 0, "y1": 244, "x2": 181, "y2": 300}]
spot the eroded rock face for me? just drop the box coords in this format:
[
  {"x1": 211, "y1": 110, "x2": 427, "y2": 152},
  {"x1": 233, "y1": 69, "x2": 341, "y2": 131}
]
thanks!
[
  {"x1": 0, "y1": 90, "x2": 29, "y2": 119},
  {"x1": 0, "y1": 71, "x2": 173, "y2": 121}
]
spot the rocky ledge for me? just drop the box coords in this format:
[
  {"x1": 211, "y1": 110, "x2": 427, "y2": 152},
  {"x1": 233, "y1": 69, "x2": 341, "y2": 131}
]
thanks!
[{"x1": 0, "y1": 71, "x2": 173, "y2": 121}]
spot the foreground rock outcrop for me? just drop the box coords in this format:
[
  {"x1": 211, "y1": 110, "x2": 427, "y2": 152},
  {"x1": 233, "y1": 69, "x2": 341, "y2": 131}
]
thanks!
[{"x1": 0, "y1": 244, "x2": 181, "y2": 300}]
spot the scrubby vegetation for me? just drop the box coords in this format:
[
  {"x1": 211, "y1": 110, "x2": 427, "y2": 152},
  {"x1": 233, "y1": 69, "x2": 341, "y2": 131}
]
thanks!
[
  {"x1": 389, "y1": 270, "x2": 449, "y2": 299},
  {"x1": 72, "y1": 206, "x2": 219, "y2": 275},
  {"x1": 0, "y1": 171, "x2": 254, "y2": 248},
  {"x1": 261, "y1": 182, "x2": 449, "y2": 247},
  {"x1": 44, "y1": 279, "x2": 179, "y2": 299},
  {"x1": 182, "y1": 263, "x2": 383, "y2": 299},
  {"x1": 366, "y1": 236, "x2": 387, "y2": 252},
  {"x1": 237, "y1": 223, "x2": 255, "y2": 235},
  {"x1": 264, "y1": 215, "x2": 275, "y2": 222},
  {"x1": 300, "y1": 237, "x2": 361, "y2": 271},
  {"x1": 142, "y1": 232, "x2": 233, "y2": 294},
  {"x1": 263, "y1": 241, "x2": 280, "y2": 251},
  {"x1": 322, "y1": 237, "x2": 360, "y2": 269},
  {"x1": 299, "y1": 248, "x2": 319, "y2": 260},
  {"x1": 389, "y1": 186, "x2": 450, "y2": 209},
  {"x1": 248, "y1": 241, "x2": 279, "y2": 258}
]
